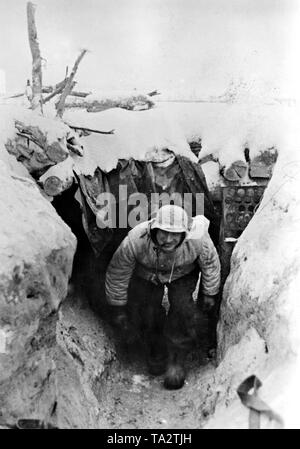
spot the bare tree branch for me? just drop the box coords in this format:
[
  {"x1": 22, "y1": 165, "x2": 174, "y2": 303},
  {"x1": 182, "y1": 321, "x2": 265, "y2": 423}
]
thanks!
[
  {"x1": 5, "y1": 93, "x2": 24, "y2": 99},
  {"x1": 42, "y1": 86, "x2": 53, "y2": 94},
  {"x1": 6, "y1": 80, "x2": 67, "y2": 100},
  {"x1": 69, "y1": 90, "x2": 91, "y2": 98},
  {"x1": 69, "y1": 125, "x2": 115, "y2": 135},
  {"x1": 42, "y1": 79, "x2": 69, "y2": 104},
  {"x1": 56, "y1": 49, "x2": 88, "y2": 118},
  {"x1": 147, "y1": 90, "x2": 161, "y2": 97},
  {"x1": 27, "y1": 2, "x2": 43, "y2": 111}
]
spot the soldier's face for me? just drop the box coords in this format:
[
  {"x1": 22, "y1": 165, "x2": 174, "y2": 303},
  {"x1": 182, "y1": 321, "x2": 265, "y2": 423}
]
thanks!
[{"x1": 156, "y1": 230, "x2": 184, "y2": 252}]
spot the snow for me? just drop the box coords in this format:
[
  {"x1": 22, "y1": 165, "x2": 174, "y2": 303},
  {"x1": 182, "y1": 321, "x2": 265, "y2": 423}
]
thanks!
[
  {"x1": 0, "y1": 104, "x2": 71, "y2": 145},
  {"x1": 157, "y1": 102, "x2": 300, "y2": 168},
  {"x1": 64, "y1": 101, "x2": 299, "y2": 175},
  {"x1": 86, "y1": 90, "x2": 152, "y2": 102},
  {"x1": 200, "y1": 160, "x2": 225, "y2": 191},
  {"x1": 39, "y1": 156, "x2": 75, "y2": 184},
  {"x1": 208, "y1": 99, "x2": 300, "y2": 428},
  {"x1": 0, "y1": 104, "x2": 77, "y2": 179},
  {"x1": 0, "y1": 105, "x2": 30, "y2": 177},
  {"x1": 83, "y1": 90, "x2": 154, "y2": 110},
  {"x1": 63, "y1": 107, "x2": 197, "y2": 174},
  {"x1": 1, "y1": 99, "x2": 299, "y2": 184}
]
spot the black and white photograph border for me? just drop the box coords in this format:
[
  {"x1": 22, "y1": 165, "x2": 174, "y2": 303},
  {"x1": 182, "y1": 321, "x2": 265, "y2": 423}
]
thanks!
[{"x1": 0, "y1": 0, "x2": 300, "y2": 432}]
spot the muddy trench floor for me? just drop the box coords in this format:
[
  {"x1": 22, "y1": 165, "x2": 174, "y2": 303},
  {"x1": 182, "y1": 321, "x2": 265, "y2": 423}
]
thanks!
[
  {"x1": 63, "y1": 276, "x2": 219, "y2": 429},
  {"x1": 65, "y1": 241, "x2": 219, "y2": 429},
  {"x1": 93, "y1": 333, "x2": 217, "y2": 429},
  {"x1": 51, "y1": 197, "x2": 222, "y2": 429}
]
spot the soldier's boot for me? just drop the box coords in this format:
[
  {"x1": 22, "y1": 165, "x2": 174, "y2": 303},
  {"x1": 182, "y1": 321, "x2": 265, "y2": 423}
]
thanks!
[{"x1": 163, "y1": 345, "x2": 186, "y2": 390}]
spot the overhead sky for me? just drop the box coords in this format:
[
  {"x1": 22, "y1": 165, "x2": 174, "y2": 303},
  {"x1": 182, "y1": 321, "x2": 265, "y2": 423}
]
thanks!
[{"x1": 0, "y1": 0, "x2": 299, "y2": 97}]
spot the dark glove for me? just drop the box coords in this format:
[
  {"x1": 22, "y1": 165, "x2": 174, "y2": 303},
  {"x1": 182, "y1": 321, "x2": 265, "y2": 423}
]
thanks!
[
  {"x1": 202, "y1": 294, "x2": 216, "y2": 311},
  {"x1": 109, "y1": 307, "x2": 139, "y2": 343},
  {"x1": 200, "y1": 294, "x2": 219, "y2": 316},
  {"x1": 110, "y1": 306, "x2": 129, "y2": 330},
  {"x1": 111, "y1": 306, "x2": 139, "y2": 344}
]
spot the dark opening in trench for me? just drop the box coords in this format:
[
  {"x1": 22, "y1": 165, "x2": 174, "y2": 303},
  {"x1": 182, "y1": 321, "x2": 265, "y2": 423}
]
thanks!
[
  {"x1": 52, "y1": 184, "x2": 107, "y2": 315},
  {"x1": 51, "y1": 181, "x2": 221, "y2": 363}
]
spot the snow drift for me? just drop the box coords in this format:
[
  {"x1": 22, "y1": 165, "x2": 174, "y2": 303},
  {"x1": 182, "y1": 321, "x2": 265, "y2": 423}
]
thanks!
[{"x1": 203, "y1": 105, "x2": 300, "y2": 428}]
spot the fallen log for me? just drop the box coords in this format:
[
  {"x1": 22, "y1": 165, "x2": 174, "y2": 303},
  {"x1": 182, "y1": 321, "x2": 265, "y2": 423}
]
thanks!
[
  {"x1": 40, "y1": 175, "x2": 73, "y2": 197},
  {"x1": 69, "y1": 90, "x2": 91, "y2": 98},
  {"x1": 8, "y1": 87, "x2": 154, "y2": 103},
  {"x1": 39, "y1": 157, "x2": 74, "y2": 196},
  {"x1": 63, "y1": 92, "x2": 155, "y2": 112},
  {"x1": 56, "y1": 49, "x2": 88, "y2": 118}
]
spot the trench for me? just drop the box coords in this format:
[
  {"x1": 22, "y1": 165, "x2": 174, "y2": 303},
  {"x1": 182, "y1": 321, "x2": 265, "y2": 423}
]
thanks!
[
  {"x1": 52, "y1": 167, "x2": 274, "y2": 428},
  {"x1": 95, "y1": 352, "x2": 216, "y2": 429},
  {"x1": 52, "y1": 184, "x2": 222, "y2": 429}
]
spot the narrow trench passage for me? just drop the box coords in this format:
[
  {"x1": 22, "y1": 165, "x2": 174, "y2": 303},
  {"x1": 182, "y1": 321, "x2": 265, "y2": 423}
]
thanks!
[
  {"x1": 95, "y1": 341, "x2": 217, "y2": 429},
  {"x1": 95, "y1": 357, "x2": 216, "y2": 428},
  {"x1": 53, "y1": 187, "x2": 221, "y2": 429}
]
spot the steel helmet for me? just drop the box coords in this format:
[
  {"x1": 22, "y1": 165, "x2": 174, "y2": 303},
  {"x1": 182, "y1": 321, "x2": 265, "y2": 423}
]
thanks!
[{"x1": 151, "y1": 205, "x2": 191, "y2": 233}]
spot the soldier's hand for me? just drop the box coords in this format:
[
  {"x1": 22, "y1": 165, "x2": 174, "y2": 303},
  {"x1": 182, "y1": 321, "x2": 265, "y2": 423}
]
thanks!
[
  {"x1": 202, "y1": 294, "x2": 216, "y2": 311},
  {"x1": 110, "y1": 307, "x2": 129, "y2": 329},
  {"x1": 109, "y1": 307, "x2": 139, "y2": 344}
]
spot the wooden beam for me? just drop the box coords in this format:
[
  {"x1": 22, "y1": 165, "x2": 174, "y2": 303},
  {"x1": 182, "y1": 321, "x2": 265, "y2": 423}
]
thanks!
[
  {"x1": 27, "y1": 2, "x2": 43, "y2": 111},
  {"x1": 41, "y1": 175, "x2": 73, "y2": 196},
  {"x1": 69, "y1": 90, "x2": 91, "y2": 98},
  {"x1": 42, "y1": 79, "x2": 68, "y2": 104},
  {"x1": 56, "y1": 49, "x2": 88, "y2": 118}
]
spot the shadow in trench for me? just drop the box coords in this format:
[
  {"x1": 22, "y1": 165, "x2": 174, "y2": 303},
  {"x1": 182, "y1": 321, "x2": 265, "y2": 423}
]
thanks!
[
  {"x1": 52, "y1": 186, "x2": 101, "y2": 312},
  {"x1": 51, "y1": 186, "x2": 141, "y2": 362}
]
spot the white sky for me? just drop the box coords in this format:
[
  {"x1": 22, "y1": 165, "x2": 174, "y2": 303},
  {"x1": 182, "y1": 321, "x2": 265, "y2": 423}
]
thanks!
[{"x1": 1, "y1": 0, "x2": 300, "y2": 97}]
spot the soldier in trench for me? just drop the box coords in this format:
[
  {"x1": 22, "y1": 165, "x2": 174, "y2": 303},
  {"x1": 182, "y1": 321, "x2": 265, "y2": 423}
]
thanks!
[{"x1": 105, "y1": 204, "x2": 221, "y2": 390}]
